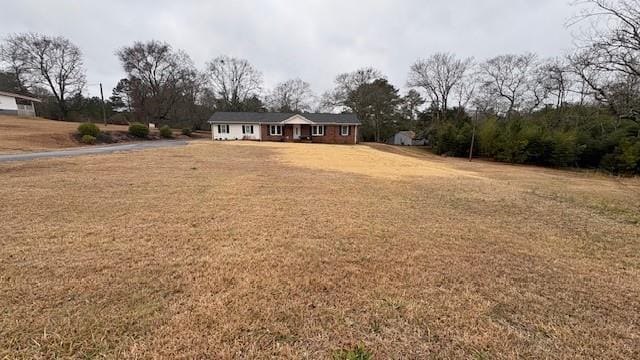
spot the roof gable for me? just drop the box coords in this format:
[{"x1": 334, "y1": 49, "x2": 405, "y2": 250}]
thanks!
[
  {"x1": 397, "y1": 131, "x2": 416, "y2": 139},
  {"x1": 282, "y1": 114, "x2": 314, "y2": 124}
]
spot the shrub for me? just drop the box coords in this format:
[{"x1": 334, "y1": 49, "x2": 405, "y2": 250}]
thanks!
[
  {"x1": 78, "y1": 122, "x2": 100, "y2": 137},
  {"x1": 414, "y1": 106, "x2": 639, "y2": 174},
  {"x1": 159, "y1": 125, "x2": 173, "y2": 138},
  {"x1": 332, "y1": 344, "x2": 372, "y2": 360},
  {"x1": 601, "y1": 138, "x2": 640, "y2": 173},
  {"x1": 97, "y1": 132, "x2": 114, "y2": 144},
  {"x1": 433, "y1": 121, "x2": 475, "y2": 157},
  {"x1": 81, "y1": 134, "x2": 96, "y2": 144},
  {"x1": 549, "y1": 131, "x2": 579, "y2": 167},
  {"x1": 129, "y1": 122, "x2": 149, "y2": 138},
  {"x1": 181, "y1": 128, "x2": 192, "y2": 136}
]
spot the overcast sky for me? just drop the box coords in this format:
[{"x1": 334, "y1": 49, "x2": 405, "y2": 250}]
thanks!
[{"x1": 1, "y1": 0, "x2": 580, "y2": 98}]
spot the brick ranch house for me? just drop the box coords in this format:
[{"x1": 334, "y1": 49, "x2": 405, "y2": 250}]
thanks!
[{"x1": 209, "y1": 112, "x2": 361, "y2": 144}]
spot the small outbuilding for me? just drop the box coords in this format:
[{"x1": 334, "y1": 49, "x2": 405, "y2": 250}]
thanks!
[
  {"x1": 388, "y1": 131, "x2": 426, "y2": 146},
  {"x1": 0, "y1": 90, "x2": 41, "y2": 117}
]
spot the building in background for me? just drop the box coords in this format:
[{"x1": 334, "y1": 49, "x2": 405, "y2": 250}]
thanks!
[
  {"x1": 388, "y1": 131, "x2": 426, "y2": 146},
  {"x1": 0, "y1": 91, "x2": 41, "y2": 117}
]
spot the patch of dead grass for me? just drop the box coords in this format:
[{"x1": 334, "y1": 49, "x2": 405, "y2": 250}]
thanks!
[
  {"x1": 0, "y1": 141, "x2": 639, "y2": 358},
  {"x1": 0, "y1": 115, "x2": 130, "y2": 154}
]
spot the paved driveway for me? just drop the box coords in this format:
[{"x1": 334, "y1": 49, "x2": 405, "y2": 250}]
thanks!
[{"x1": 0, "y1": 140, "x2": 189, "y2": 162}]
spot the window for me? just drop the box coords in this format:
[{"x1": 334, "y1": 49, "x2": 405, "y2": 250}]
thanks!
[
  {"x1": 341, "y1": 125, "x2": 349, "y2": 136},
  {"x1": 269, "y1": 125, "x2": 282, "y2": 136},
  {"x1": 217, "y1": 124, "x2": 229, "y2": 134},
  {"x1": 311, "y1": 125, "x2": 325, "y2": 136},
  {"x1": 242, "y1": 125, "x2": 254, "y2": 134}
]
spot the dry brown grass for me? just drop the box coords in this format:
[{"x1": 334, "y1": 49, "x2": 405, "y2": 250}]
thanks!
[
  {"x1": 1, "y1": 141, "x2": 639, "y2": 359},
  {"x1": 0, "y1": 115, "x2": 131, "y2": 154}
]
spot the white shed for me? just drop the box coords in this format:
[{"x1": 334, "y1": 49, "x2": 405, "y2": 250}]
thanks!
[
  {"x1": 0, "y1": 91, "x2": 41, "y2": 117},
  {"x1": 389, "y1": 131, "x2": 425, "y2": 146}
]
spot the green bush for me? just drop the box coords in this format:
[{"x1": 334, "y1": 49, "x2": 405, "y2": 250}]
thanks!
[
  {"x1": 78, "y1": 122, "x2": 100, "y2": 137},
  {"x1": 159, "y1": 125, "x2": 173, "y2": 138},
  {"x1": 549, "y1": 131, "x2": 579, "y2": 167},
  {"x1": 181, "y1": 128, "x2": 192, "y2": 136},
  {"x1": 333, "y1": 344, "x2": 372, "y2": 360},
  {"x1": 433, "y1": 121, "x2": 475, "y2": 157},
  {"x1": 128, "y1": 122, "x2": 149, "y2": 138},
  {"x1": 81, "y1": 134, "x2": 96, "y2": 144},
  {"x1": 97, "y1": 132, "x2": 114, "y2": 144},
  {"x1": 601, "y1": 138, "x2": 640, "y2": 173},
  {"x1": 419, "y1": 106, "x2": 639, "y2": 174}
]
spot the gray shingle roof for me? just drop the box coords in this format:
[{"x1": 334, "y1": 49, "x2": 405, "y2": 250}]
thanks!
[
  {"x1": 208, "y1": 112, "x2": 360, "y2": 125},
  {"x1": 397, "y1": 131, "x2": 416, "y2": 139}
]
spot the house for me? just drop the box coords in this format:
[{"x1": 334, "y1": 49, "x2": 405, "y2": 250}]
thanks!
[
  {"x1": 208, "y1": 112, "x2": 361, "y2": 144},
  {"x1": 388, "y1": 131, "x2": 426, "y2": 146},
  {"x1": 0, "y1": 91, "x2": 41, "y2": 117}
]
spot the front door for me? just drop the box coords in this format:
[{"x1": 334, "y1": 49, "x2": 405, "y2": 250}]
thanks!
[{"x1": 293, "y1": 125, "x2": 301, "y2": 140}]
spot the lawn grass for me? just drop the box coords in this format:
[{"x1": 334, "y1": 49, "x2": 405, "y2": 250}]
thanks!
[
  {"x1": 0, "y1": 115, "x2": 130, "y2": 154},
  {"x1": 0, "y1": 116, "x2": 206, "y2": 154},
  {"x1": 1, "y1": 141, "x2": 639, "y2": 358}
]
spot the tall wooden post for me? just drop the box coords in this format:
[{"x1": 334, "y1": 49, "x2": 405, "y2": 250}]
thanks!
[
  {"x1": 469, "y1": 109, "x2": 477, "y2": 162},
  {"x1": 99, "y1": 83, "x2": 107, "y2": 126}
]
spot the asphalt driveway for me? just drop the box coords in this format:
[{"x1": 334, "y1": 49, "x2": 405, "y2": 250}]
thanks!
[{"x1": 0, "y1": 140, "x2": 189, "y2": 162}]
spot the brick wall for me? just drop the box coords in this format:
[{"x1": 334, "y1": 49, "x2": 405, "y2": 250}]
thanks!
[
  {"x1": 310, "y1": 125, "x2": 357, "y2": 144},
  {"x1": 261, "y1": 124, "x2": 286, "y2": 142},
  {"x1": 259, "y1": 124, "x2": 358, "y2": 144}
]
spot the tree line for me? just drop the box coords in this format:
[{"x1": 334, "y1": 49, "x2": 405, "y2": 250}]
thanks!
[{"x1": 0, "y1": 0, "x2": 638, "y2": 173}]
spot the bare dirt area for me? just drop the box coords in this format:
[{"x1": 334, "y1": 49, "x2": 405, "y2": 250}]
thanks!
[{"x1": 0, "y1": 141, "x2": 639, "y2": 358}]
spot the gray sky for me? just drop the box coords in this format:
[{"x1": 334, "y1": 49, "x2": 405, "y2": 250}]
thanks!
[{"x1": 1, "y1": 0, "x2": 578, "y2": 98}]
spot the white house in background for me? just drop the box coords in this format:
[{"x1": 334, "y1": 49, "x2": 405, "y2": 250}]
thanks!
[
  {"x1": 388, "y1": 131, "x2": 426, "y2": 146},
  {"x1": 0, "y1": 91, "x2": 41, "y2": 117}
]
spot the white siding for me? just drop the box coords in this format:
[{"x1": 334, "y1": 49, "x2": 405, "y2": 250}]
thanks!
[
  {"x1": 212, "y1": 123, "x2": 261, "y2": 140},
  {"x1": 393, "y1": 133, "x2": 413, "y2": 146},
  {"x1": 0, "y1": 95, "x2": 18, "y2": 111}
]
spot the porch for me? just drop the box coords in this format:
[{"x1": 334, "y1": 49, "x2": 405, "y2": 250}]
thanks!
[
  {"x1": 16, "y1": 102, "x2": 36, "y2": 117},
  {"x1": 286, "y1": 124, "x2": 314, "y2": 142}
]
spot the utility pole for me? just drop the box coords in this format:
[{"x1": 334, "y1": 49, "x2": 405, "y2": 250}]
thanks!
[
  {"x1": 99, "y1": 83, "x2": 107, "y2": 126},
  {"x1": 469, "y1": 109, "x2": 477, "y2": 162}
]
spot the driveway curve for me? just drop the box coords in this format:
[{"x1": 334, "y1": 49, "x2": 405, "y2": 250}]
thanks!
[{"x1": 0, "y1": 140, "x2": 189, "y2": 162}]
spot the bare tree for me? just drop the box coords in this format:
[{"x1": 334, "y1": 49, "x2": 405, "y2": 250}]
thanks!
[
  {"x1": 524, "y1": 64, "x2": 552, "y2": 113},
  {"x1": 454, "y1": 71, "x2": 480, "y2": 110},
  {"x1": 479, "y1": 53, "x2": 537, "y2": 117},
  {"x1": 572, "y1": 0, "x2": 640, "y2": 76},
  {"x1": 407, "y1": 53, "x2": 474, "y2": 115},
  {"x1": 0, "y1": 34, "x2": 30, "y2": 93},
  {"x1": 0, "y1": 33, "x2": 86, "y2": 119},
  {"x1": 205, "y1": 55, "x2": 263, "y2": 111},
  {"x1": 321, "y1": 67, "x2": 384, "y2": 111},
  {"x1": 540, "y1": 57, "x2": 572, "y2": 108},
  {"x1": 117, "y1": 40, "x2": 198, "y2": 124},
  {"x1": 266, "y1": 78, "x2": 314, "y2": 112},
  {"x1": 568, "y1": 0, "x2": 640, "y2": 118}
]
